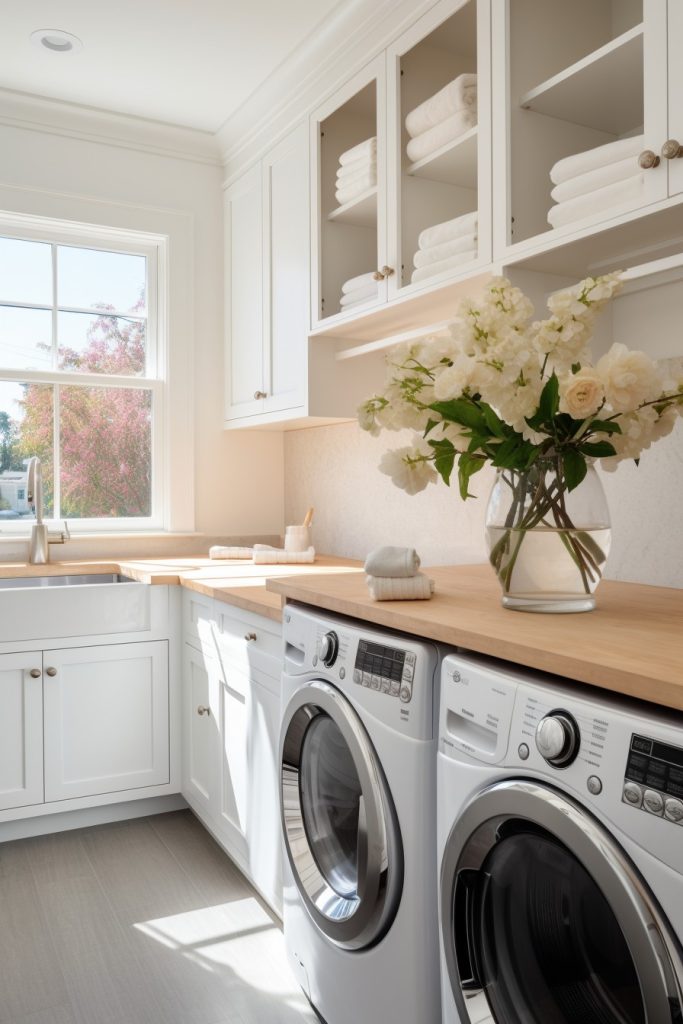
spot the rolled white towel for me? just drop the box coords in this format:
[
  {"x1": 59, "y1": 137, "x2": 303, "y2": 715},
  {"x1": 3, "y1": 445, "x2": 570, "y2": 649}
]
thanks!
[
  {"x1": 413, "y1": 232, "x2": 478, "y2": 268},
  {"x1": 418, "y1": 211, "x2": 478, "y2": 249},
  {"x1": 336, "y1": 157, "x2": 377, "y2": 185},
  {"x1": 405, "y1": 73, "x2": 478, "y2": 139},
  {"x1": 550, "y1": 156, "x2": 641, "y2": 203},
  {"x1": 366, "y1": 573, "x2": 435, "y2": 601},
  {"x1": 339, "y1": 136, "x2": 377, "y2": 167},
  {"x1": 550, "y1": 134, "x2": 644, "y2": 185},
  {"x1": 335, "y1": 170, "x2": 377, "y2": 206},
  {"x1": 406, "y1": 109, "x2": 477, "y2": 163},
  {"x1": 340, "y1": 283, "x2": 377, "y2": 307},
  {"x1": 548, "y1": 174, "x2": 644, "y2": 230},
  {"x1": 252, "y1": 545, "x2": 316, "y2": 565},
  {"x1": 341, "y1": 271, "x2": 377, "y2": 295},
  {"x1": 209, "y1": 545, "x2": 253, "y2": 559},
  {"x1": 364, "y1": 545, "x2": 421, "y2": 578},
  {"x1": 411, "y1": 249, "x2": 477, "y2": 283}
]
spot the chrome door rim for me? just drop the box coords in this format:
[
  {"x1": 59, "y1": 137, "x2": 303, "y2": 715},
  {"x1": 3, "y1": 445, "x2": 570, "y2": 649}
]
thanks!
[
  {"x1": 441, "y1": 779, "x2": 683, "y2": 1024},
  {"x1": 280, "y1": 679, "x2": 403, "y2": 950}
]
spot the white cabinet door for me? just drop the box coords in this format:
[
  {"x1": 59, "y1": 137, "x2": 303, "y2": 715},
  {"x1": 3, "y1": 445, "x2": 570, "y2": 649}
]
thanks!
[
  {"x1": 224, "y1": 163, "x2": 265, "y2": 421},
  {"x1": 0, "y1": 652, "x2": 43, "y2": 811},
  {"x1": 218, "y1": 663, "x2": 249, "y2": 864},
  {"x1": 182, "y1": 642, "x2": 220, "y2": 817},
  {"x1": 665, "y1": 0, "x2": 683, "y2": 198},
  {"x1": 247, "y1": 672, "x2": 282, "y2": 915},
  {"x1": 43, "y1": 641, "x2": 169, "y2": 802}
]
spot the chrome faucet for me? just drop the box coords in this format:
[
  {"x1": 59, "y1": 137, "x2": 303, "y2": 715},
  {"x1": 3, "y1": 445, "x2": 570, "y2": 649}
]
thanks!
[{"x1": 26, "y1": 457, "x2": 69, "y2": 564}]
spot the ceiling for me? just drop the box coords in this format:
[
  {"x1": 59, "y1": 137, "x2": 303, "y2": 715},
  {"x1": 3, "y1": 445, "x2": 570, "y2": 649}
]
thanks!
[{"x1": 0, "y1": 0, "x2": 344, "y2": 134}]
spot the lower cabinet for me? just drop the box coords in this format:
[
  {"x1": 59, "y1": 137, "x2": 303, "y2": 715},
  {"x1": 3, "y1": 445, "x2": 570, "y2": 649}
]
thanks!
[
  {"x1": 0, "y1": 652, "x2": 44, "y2": 811},
  {"x1": 182, "y1": 642, "x2": 221, "y2": 817}
]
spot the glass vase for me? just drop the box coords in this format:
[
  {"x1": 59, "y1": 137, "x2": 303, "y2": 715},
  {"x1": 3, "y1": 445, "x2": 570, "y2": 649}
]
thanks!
[{"x1": 485, "y1": 455, "x2": 611, "y2": 613}]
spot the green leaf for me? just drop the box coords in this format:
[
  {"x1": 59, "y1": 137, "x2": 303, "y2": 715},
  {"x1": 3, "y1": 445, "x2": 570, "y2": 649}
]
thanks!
[
  {"x1": 571, "y1": 362, "x2": 581, "y2": 374},
  {"x1": 588, "y1": 418, "x2": 622, "y2": 435},
  {"x1": 457, "y1": 452, "x2": 486, "y2": 500},
  {"x1": 422, "y1": 418, "x2": 439, "y2": 438},
  {"x1": 538, "y1": 372, "x2": 560, "y2": 423},
  {"x1": 428, "y1": 439, "x2": 456, "y2": 486},
  {"x1": 579, "y1": 440, "x2": 617, "y2": 458},
  {"x1": 481, "y1": 402, "x2": 506, "y2": 438},
  {"x1": 429, "y1": 399, "x2": 486, "y2": 433},
  {"x1": 563, "y1": 449, "x2": 588, "y2": 491}
]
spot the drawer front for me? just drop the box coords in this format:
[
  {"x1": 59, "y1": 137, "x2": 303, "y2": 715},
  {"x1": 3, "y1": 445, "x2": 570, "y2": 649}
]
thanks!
[
  {"x1": 0, "y1": 583, "x2": 151, "y2": 644},
  {"x1": 214, "y1": 605, "x2": 282, "y2": 679}
]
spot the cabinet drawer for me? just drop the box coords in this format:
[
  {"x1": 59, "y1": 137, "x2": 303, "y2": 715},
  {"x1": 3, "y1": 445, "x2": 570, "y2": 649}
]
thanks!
[{"x1": 214, "y1": 605, "x2": 282, "y2": 679}]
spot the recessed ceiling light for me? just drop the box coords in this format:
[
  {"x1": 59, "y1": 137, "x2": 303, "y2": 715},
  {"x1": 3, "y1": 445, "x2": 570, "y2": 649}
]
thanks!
[{"x1": 30, "y1": 29, "x2": 83, "y2": 54}]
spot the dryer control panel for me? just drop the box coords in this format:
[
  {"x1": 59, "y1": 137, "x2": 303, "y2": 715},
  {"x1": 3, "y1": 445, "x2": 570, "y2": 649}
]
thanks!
[
  {"x1": 353, "y1": 639, "x2": 415, "y2": 703},
  {"x1": 623, "y1": 734, "x2": 683, "y2": 826}
]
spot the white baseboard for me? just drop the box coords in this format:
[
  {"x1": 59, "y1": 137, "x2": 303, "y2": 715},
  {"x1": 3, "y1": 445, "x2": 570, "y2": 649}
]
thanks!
[{"x1": 0, "y1": 794, "x2": 188, "y2": 843}]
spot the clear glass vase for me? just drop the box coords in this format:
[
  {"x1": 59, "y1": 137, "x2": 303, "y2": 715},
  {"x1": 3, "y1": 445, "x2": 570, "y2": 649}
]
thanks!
[{"x1": 485, "y1": 455, "x2": 611, "y2": 613}]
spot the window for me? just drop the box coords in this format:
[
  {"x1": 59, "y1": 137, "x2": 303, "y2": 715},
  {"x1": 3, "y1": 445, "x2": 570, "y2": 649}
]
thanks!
[{"x1": 0, "y1": 225, "x2": 164, "y2": 531}]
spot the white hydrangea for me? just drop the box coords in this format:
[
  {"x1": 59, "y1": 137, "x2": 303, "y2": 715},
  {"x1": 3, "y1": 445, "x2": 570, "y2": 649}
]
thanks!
[
  {"x1": 379, "y1": 438, "x2": 438, "y2": 494},
  {"x1": 596, "y1": 343, "x2": 663, "y2": 413},
  {"x1": 602, "y1": 405, "x2": 678, "y2": 469}
]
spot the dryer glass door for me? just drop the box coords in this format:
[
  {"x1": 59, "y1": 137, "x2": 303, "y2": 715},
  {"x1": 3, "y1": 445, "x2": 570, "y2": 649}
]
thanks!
[
  {"x1": 441, "y1": 780, "x2": 683, "y2": 1024},
  {"x1": 280, "y1": 680, "x2": 403, "y2": 950}
]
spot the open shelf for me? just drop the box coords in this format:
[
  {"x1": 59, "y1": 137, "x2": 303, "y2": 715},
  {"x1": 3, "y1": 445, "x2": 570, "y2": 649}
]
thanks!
[
  {"x1": 327, "y1": 187, "x2": 378, "y2": 228},
  {"x1": 519, "y1": 24, "x2": 644, "y2": 135},
  {"x1": 406, "y1": 126, "x2": 478, "y2": 188}
]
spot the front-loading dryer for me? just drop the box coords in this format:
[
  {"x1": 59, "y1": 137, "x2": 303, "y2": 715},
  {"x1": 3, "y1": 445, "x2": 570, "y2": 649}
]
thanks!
[
  {"x1": 437, "y1": 650, "x2": 683, "y2": 1024},
  {"x1": 279, "y1": 603, "x2": 442, "y2": 1024}
]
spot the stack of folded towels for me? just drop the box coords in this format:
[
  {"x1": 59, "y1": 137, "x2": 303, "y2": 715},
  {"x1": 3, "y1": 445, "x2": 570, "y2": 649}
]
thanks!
[
  {"x1": 548, "y1": 135, "x2": 644, "y2": 230},
  {"x1": 209, "y1": 544, "x2": 315, "y2": 564},
  {"x1": 364, "y1": 545, "x2": 435, "y2": 601},
  {"x1": 411, "y1": 210, "x2": 478, "y2": 284},
  {"x1": 339, "y1": 270, "x2": 378, "y2": 311},
  {"x1": 335, "y1": 136, "x2": 377, "y2": 208},
  {"x1": 405, "y1": 73, "x2": 477, "y2": 165}
]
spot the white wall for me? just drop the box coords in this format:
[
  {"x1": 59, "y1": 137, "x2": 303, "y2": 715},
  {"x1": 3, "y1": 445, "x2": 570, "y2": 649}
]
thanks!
[{"x1": 0, "y1": 120, "x2": 284, "y2": 546}]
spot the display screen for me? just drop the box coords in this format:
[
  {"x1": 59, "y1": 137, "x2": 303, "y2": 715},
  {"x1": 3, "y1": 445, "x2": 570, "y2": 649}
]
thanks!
[
  {"x1": 625, "y1": 734, "x2": 683, "y2": 798},
  {"x1": 354, "y1": 640, "x2": 405, "y2": 681}
]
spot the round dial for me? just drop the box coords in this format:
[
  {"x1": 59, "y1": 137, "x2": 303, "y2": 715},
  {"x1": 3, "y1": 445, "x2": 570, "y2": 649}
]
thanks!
[
  {"x1": 535, "y1": 711, "x2": 580, "y2": 768},
  {"x1": 320, "y1": 631, "x2": 339, "y2": 667}
]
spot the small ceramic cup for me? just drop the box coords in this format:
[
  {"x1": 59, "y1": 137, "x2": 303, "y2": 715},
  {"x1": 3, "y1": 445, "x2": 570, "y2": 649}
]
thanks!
[{"x1": 284, "y1": 525, "x2": 312, "y2": 552}]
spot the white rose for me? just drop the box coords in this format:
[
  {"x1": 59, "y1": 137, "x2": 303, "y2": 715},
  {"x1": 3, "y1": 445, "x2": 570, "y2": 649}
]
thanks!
[
  {"x1": 596, "y1": 343, "x2": 662, "y2": 413},
  {"x1": 559, "y1": 369, "x2": 605, "y2": 420},
  {"x1": 379, "y1": 439, "x2": 437, "y2": 495}
]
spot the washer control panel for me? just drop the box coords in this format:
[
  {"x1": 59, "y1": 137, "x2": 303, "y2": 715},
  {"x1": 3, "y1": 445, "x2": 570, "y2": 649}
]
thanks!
[
  {"x1": 353, "y1": 639, "x2": 416, "y2": 702},
  {"x1": 623, "y1": 733, "x2": 683, "y2": 825}
]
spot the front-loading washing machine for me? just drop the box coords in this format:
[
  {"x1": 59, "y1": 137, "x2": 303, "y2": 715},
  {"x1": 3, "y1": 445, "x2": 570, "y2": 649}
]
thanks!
[
  {"x1": 437, "y1": 650, "x2": 683, "y2": 1024},
  {"x1": 279, "y1": 603, "x2": 442, "y2": 1024}
]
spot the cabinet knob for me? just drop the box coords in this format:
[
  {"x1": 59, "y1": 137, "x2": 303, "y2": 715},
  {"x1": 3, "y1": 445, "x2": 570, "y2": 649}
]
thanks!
[
  {"x1": 197, "y1": 705, "x2": 210, "y2": 716},
  {"x1": 29, "y1": 668, "x2": 41, "y2": 678},
  {"x1": 638, "y1": 149, "x2": 660, "y2": 169},
  {"x1": 381, "y1": 265, "x2": 395, "y2": 277},
  {"x1": 244, "y1": 632, "x2": 257, "y2": 641},
  {"x1": 661, "y1": 139, "x2": 683, "y2": 160},
  {"x1": 372, "y1": 269, "x2": 385, "y2": 281},
  {"x1": 372, "y1": 266, "x2": 396, "y2": 281},
  {"x1": 45, "y1": 666, "x2": 57, "y2": 677},
  {"x1": 253, "y1": 390, "x2": 267, "y2": 400}
]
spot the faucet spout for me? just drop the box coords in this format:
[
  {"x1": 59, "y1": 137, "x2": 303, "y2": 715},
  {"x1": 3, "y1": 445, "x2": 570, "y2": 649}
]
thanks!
[{"x1": 26, "y1": 456, "x2": 44, "y2": 526}]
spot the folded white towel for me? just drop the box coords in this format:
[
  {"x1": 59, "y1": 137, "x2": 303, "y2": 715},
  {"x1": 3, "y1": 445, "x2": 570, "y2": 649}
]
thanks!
[
  {"x1": 548, "y1": 174, "x2": 644, "y2": 229},
  {"x1": 366, "y1": 573, "x2": 435, "y2": 601},
  {"x1": 407, "y1": 109, "x2": 477, "y2": 163},
  {"x1": 550, "y1": 156, "x2": 640, "y2": 203},
  {"x1": 418, "y1": 211, "x2": 478, "y2": 249},
  {"x1": 336, "y1": 158, "x2": 377, "y2": 185},
  {"x1": 252, "y1": 545, "x2": 316, "y2": 565},
  {"x1": 209, "y1": 545, "x2": 253, "y2": 559},
  {"x1": 335, "y1": 171, "x2": 377, "y2": 206},
  {"x1": 339, "y1": 136, "x2": 377, "y2": 167},
  {"x1": 411, "y1": 249, "x2": 477, "y2": 283},
  {"x1": 405, "y1": 74, "x2": 478, "y2": 139},
  {"x1": 413, "y1": 232, "x2": 478, "y2": 268},
  {"x1": 340, "y1": 284, "x2": 377, "y2": 308},
  {"x1": 341, "y1": 271, "x2": 377, "y2": 295},
  {"x1": 364, "y1": 546, "x2": 421, "y2": 578},
  {"x1": 550, "y1": 134, "x2": 644, "y2": 185}
]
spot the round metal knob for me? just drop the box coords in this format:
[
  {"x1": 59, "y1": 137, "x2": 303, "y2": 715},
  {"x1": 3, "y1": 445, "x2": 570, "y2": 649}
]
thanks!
[
  {"x1": 380, "y1": 265, "x2": 395, "y2": 277},
  {"x1": 320, "y1": 630, "x2": 339, "y2": 667},
  {"x1": 535, "y1": 711, "x2": 580, "y2": 768},
  {"x1": 372, "y1": 269, "x2": 385, "y2": 281},
  {"x1": 662, "y1": 139, "x2": 683, "y2": 160},
  {"x1": 638, "y1": 149, "x2": 660, "y2": 169},
  {"x1": 244, "y1": 632, "x2": 257, "y2": 641},
  {"x1": 29, "y1": 668, "x2": 41, "y2": 678},
  {"x1": 45, "y1": 666, "x2": 57, "y2": 677},
  {"x1": 197, "y1": 705, "x2": 210, "y2": 716},
  {"x1": 253, "y1": 390, "x2": 267, "y2": 400}
]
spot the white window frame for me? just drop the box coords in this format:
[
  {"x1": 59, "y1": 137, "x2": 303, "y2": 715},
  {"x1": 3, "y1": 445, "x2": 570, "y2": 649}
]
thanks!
[{"x1": 0, "y1": 214, "x2": 169, "y2": 534}]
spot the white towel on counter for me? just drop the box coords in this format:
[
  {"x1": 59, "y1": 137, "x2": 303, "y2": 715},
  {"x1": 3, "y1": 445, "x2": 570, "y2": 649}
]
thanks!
[
  {"x1": 252, "y1": 545, "x2": 316, "y2": 565},
  {"x1": 548, "y1": 174, "x2": 644, "y2": 230},
  {"x1": 339, "y1": 136, "x2": 377, "y2": 167},
  {"x1": 209, "y1": 545, "x2": 253, "y2": 559},
  {"x1": 413, "y1": 232, "x2": 478, "y2": 268},
  {"x1": 418, "y1": 211, "x2": 478, "y2": 250},
  {"x1": 364, "y1": 546, "x2": 421, "y2": 578},
  {"x1": 406, "y1": 109, "x2": 477, "y2": 163},
  {"x1": 550, "y1": 134, "x2": 644, "y2": 185},
  {"x1": 405, "y1": 73, "x2": 477, "y2": 138},
  {"x1": 366, "y1": 573, "x2": 435, "y2": 601},
  {"x1": 335, "y1": 171, "x2": 377, "y2": 206},
  {"x1": 336, "y1": 158, "x2": 377, "y2": 185},
  {"x1": 550, "y1": 155, "x2": 640, "y2": 204},
  {"x1": 340, "y1": 283, "x2": 377, "y2": 307},
  {"x1": 341, "y1": 271, "x2": 377, "y2": 295},
  {"x1": 412, "y1": 249, "x2": 477, "y2": 283}
]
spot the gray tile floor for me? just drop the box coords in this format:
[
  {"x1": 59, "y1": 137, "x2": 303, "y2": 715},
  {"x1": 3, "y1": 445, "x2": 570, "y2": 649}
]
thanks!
[{"x1": 0, "y1": 811, "x2": 316, "y2": 1024}]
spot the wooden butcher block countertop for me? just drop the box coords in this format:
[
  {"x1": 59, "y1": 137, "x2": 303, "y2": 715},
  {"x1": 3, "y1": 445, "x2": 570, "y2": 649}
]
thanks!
[{"x1": 266, "y1": 563, "x2": 683, "y2": 713}]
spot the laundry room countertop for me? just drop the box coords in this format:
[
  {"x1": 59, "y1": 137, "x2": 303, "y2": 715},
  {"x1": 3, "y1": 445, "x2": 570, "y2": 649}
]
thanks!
[{"x1": 266, "y1": 564, "x2": 683, "y2": 712}]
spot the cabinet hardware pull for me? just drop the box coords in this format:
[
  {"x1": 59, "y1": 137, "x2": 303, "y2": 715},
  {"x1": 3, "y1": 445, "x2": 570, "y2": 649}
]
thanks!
[
  {"x1": 29, "y1": 668, "x2": 41, "y2": 678},
  {"x1": 661, "y1": 139, "x2": 683, "y2": 160},
  {"x1": 244, "y1": 632, "x2": 257, "y2": 641},
  {"x1": 197, "y1": 705, "x2": 210, "y2": 716},
  {"x1": 45, "y1": 666, "x2": 57, "y2": 677},
  {"x1": 372, "y1": 269, "x2": 385, "y2": 281},
  {"x1": 638, "y1": 149, "x2": 660, "y2": 169},
  {"x1": 253, "y1": 390, "x2": 268, "y2": 400},
  {"x1": 381, "y1": 265, "x2": 395, "y2": 277}
]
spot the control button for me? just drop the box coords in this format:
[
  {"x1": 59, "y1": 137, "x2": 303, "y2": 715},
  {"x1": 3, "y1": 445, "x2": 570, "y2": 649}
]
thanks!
[
  {"x1": 339, "y1": 667, "x2": 345, "y2": 680},
  {"x1": 380, "y1": 677, "x2": 391, "y2": 694},
  {"x1": 371, "y1": 674, "x2": 381, "y2": 691},
  {"x1": 402, "y1": 664, "x2": 414, "y2": 682},
  {"x1": 535, "y1": 711, "x2": 580, "y2": 768},
  {"x1": 643, "y1": 789, "x2": 664, "y2": 815},
  {"x1": 587, "y1": 775, "x2": 603, "y2": 796},
  {"x1": 518, "y1": 743, "x2": 530, "y2": 761},
  {"x1": 390, "y1": 680, "x2": 400, "y2": 696},
  {"x1": 362, "y1": 672, "x2": 372, "y2": 688},
  {"x1": 405, "y1": 653, "x2": 416, "y2": 666},
  {"x1": 312, "y1": 655, "x2": 318, "y2": 667},
  {"x1": 320, "y1": 631, "x2": 339, "y2": 667},
  {"x1": 623, "y1": 782, "x2": 643, "y2": 807},
  {"x1": 353, "y1": 669, "x2": 361, "y2": 684},
  {"x1": 400, "y1": 686, "x2": 412, "y2": 703},
  {"x1": 665, "y1": 797, "x2": 683, "y2": 823}
]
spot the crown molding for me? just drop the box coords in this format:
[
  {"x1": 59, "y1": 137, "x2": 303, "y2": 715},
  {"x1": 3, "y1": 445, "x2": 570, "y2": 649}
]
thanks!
[{"x1": 0, "y1": 87, "x2": 222, "y2": 167}]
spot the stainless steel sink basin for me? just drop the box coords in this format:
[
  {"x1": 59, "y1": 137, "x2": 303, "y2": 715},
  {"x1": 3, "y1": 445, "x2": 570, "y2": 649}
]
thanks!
[{"x1": 0, "y1": 573, "x2": 135, "y2": 589}]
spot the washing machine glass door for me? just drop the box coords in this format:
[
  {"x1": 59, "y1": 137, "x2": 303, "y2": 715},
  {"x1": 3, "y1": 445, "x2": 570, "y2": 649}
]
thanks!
[
  {"x1": 280, "y1": 679, "x2": 403, "y2": 951},
  {"x1": 441, "y1": 779, "x2": 683, "y2": 1024}
]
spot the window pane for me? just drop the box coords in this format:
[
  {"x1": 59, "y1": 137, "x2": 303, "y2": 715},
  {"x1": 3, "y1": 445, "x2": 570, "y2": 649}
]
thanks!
[
  {"x1": 0, "y1": 380, "x2": 54, "y2": 520},
  {"x1": 57, "y1": 312, "x2": 146, "y2": 376},
  {"x1": 60, "y1": 386, "x2": 152, "y2": 518},
  {"x1": 57, "y1": 246, "x2": 146, "y2": 314},
  {"x1": 0, "y1": 237, "x2": 52, "y2": 305},
  {"x1": 0, "y1": 306, "x2": 52, "y2": 371}
]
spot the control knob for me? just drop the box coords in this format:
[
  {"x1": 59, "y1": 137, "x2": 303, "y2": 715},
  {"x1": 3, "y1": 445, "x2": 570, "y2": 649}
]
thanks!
[
  {"x1": 320, "y1": 631, "x2": 339, "y2": 667},
  {"x1": 535, "y1": 710, "x2": 580, "y2": 768}
]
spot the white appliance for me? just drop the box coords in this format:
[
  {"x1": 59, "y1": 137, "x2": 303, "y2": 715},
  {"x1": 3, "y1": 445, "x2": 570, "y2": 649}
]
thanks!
[
  {"x1": 279, "y1": 603, "x2": 442, "y2": 1024},
  {"x1": 437, "y1": 650, "x2": 683, "y2": 1024}
]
